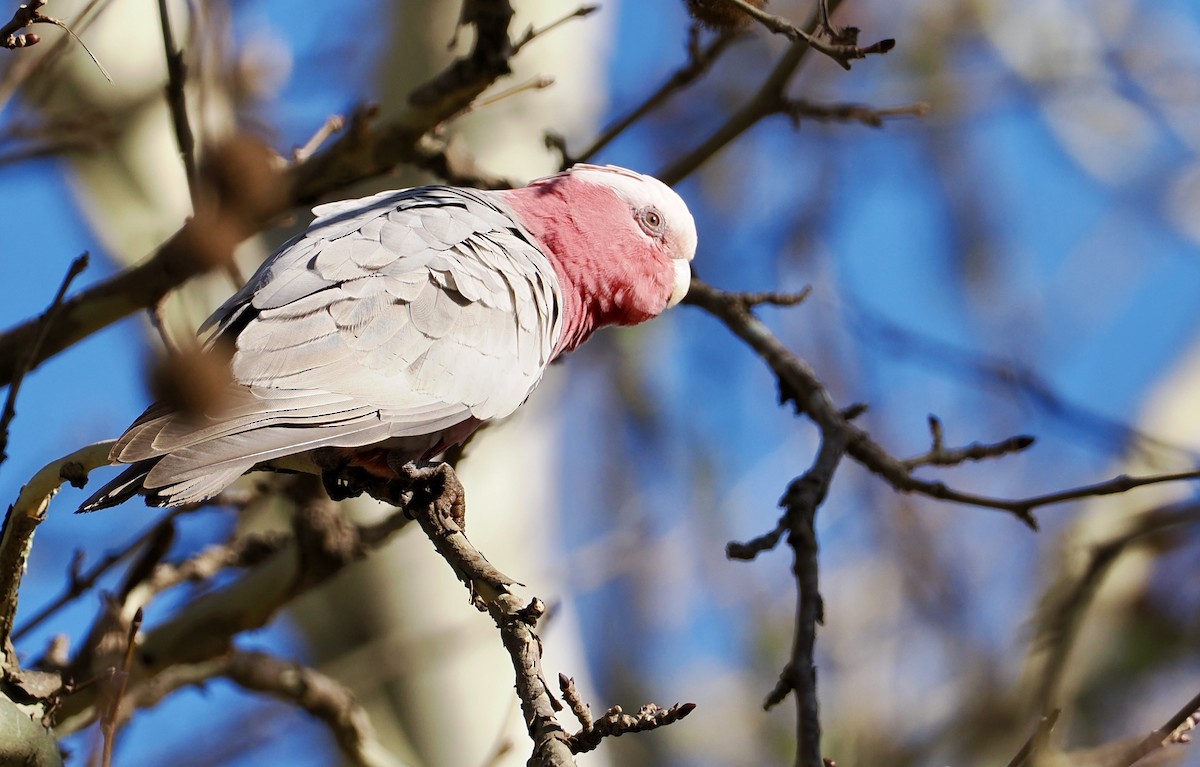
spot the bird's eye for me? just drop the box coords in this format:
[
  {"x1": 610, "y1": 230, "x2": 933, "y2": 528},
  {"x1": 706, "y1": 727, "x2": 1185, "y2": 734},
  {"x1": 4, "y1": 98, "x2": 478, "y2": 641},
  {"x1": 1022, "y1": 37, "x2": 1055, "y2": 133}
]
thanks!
[{"x1": 638, "y1": 207, "x2": 665, "y2": 235}]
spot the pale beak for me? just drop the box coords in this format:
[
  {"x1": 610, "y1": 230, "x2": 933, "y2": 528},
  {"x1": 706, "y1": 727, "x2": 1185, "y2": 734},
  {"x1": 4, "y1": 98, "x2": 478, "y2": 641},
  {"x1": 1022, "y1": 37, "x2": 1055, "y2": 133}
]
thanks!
[{"x1": 668, "y1": 259, "x2": 691, "y2": 308}]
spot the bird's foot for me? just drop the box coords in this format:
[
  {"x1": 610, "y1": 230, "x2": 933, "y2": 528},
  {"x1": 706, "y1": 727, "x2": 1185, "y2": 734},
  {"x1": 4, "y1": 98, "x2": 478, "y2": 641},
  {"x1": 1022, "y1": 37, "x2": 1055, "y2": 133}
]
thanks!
[
  {"x1": 390, "y1": 460, "x2": 467, "y2": 531},
  {"x1": 312, "y1": 448, "x2": 368, "y2": 501}
]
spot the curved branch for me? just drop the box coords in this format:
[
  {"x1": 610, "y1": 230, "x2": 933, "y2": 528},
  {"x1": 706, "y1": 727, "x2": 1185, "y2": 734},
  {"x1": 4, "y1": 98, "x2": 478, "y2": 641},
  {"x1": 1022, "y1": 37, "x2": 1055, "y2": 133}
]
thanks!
[
  {"x1": 0, "y1": 440, "x2": 114, "y2": 657},
  {"x1": 685, "y1": 279, "x2": 1200, "y2": 529}
]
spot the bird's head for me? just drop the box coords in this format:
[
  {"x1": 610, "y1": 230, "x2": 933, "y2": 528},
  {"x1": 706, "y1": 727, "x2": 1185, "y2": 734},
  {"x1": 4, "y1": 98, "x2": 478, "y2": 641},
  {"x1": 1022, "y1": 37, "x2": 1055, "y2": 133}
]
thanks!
[
  {"x1": 502, "y1": 164, "x2": 698, "y2": 354},
  {"x1": 559, "y1": 164, "x2": 697, "y2": 311}
]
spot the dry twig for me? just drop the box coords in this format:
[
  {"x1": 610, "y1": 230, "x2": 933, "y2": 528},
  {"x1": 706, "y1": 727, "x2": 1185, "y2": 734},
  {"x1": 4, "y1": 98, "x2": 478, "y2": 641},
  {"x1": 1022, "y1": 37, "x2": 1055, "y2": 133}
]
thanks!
[
  {"x1": 0, "y1": 1, "x2": 520, "y2": 389},
  {"x1": 0, "y1": 252, "x2": 87, "y2": 466},
  {"x1": 1115, "y1": 689, "x2": 1200, "y2": 767},
  {"x1": 156, "y1": 0, "x2": 196, "y2": 200},
  {"x1": 685, "y1": 278, "x2": 1200, "y2": 529},
  {"x1": 0, "y1": 440, "x2": 114, "y2": 660},
  {"x1": 1030, "y1": 503, "x2": 1200, "y2": 728},
  {"x1": 904, "y1": 415, "x2": 1035, "y2": 470},
  {"x1": 97, "y1": 607, "x2": 141, "y2": 767},
  {"x1": 224, "y1": 650, "x2": 409, "y2": 767},
  {"x1": 716, "y1": 0, "x2": 894, "y2": 70},
  {"x1": 0, "y1": 0, "x2": 109, "y2": 80},
  {"x1": 511, "y1": 4, "x2": 598, "y2": 56},
  {"x1": 567, "y1": 23, "x2": 743, "y2": 166},
  {"x1": 0, "y1": 0, "x2": 46, "y2": 49}
]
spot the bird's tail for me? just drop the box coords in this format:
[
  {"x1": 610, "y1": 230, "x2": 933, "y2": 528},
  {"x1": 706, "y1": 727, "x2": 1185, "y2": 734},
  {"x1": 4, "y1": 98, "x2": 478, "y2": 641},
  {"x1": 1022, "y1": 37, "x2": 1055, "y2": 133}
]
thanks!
[{"x1": 77, "y1": 459, "x2": 160, "y2": 513}]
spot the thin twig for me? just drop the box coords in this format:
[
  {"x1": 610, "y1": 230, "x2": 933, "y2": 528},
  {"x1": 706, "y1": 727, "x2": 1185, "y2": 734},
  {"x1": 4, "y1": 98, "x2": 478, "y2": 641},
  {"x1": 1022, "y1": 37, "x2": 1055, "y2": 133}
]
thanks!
[
  {"x1": 1031, "y1": 504, "x2": 1200, "y2": 726},
  {"x1": 157, "y1": 0, "x2": 197, "y2": 200},
  {"x1": 99, "y1": 607, "x2": 141, "y2": 767},
  {"x1": 716, "y1": 0, "x2": 894, "y2": 70},
  {"x1": 782, "y1": 98, "x2": 930, "y2": 127},
  {"x1": 685, "y1": 278, "x2": 1200, "y2": 529},
  {"x1": 2, "y1": 0, "x2": 110, "y2": 80},
  {"x1": 0, "y1": 441, "x2": 115, "y2": 659},
  {"x1": 292, "y1": 114, "x2": 345, "y2": 164},
  {"x1": 1115, "y1": 689, "x2": 1200, "y2": 767},
  {"x1": 904, "y1": 415, "x2": 1035, "y2": 470},
  {"x1": 570, "y1": 24, "x2": 742, "y2": 166},
  {"x1": 40, "y1": 8, "x2": 109, "y2": 81},
  {"x1": 15, "y1": 510, "x2": 179, "y2": 641},
  {"x1": 468, "y1": 74, "x2": 555, "y2": 112},
  {"x1": 0, "y1": 252, "x2": 88, "y2": 466},
  {"x1": 1004, "y1": 710, "x2": 1060, "y2": 767},
  {"x1": 510, "y1": 4, "x2": 598, "y2": 56},
  {"x1": 0, "y1": 0, "x2": 45, "y2": 49},
  {"x1": 224, "y1": 650, "x2": 411, "y2": 767}
]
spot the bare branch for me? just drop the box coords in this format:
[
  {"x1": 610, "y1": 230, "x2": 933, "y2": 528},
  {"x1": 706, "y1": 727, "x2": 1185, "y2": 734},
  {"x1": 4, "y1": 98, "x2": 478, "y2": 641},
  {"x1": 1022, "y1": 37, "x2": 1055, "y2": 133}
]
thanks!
[
  {"x1": 0, "y1": 440, "x2": 114, "y2": 659},
  {"x1": 904, "y1": 415, "x2": 1035, "y2": 470},
  {"x1": 511, "y1": 4, "x2": 598, "y2": 56},
  {"x1": 782, "y1": 97, "x2": 930, "y2": 127},
  {"x1": 773, "y1": 432, "x2": 848, "y2": 767},
  {"x1": 224, "y1": 650, "x2": 411, "y2": 767},
  {"x1": 0, "y1": 3, "x2": 523, "y2": 389},
  {"x1": 156, "y1": 0, "x2": 196, "y2": 200},
  {"x1": 0, "y1": 252, "x2": 88, "y2": 466},
  {"x1": 1, "y1": 0, "x2": 47, "y2": 50},
  {"x1": 1115, "y1": 689, "x2": 1200, "y2": 767},
  {"x1": 393, "y1": 463, "x2": 573, "y2": 765},
  {"x1": 97, "y1": 608, "x2": 141, "y2": 767},
  {"x1": 565, "y1": 701, "x2": 696, "y2": 755},
  {"x1": 716, "y1": 0, "x2": 894, "y2": 70},
  {"x1": 685, "y1": 278, "x2": 1200, "y2": 529},
  {"x1": 570, "y1": 23, "x2": 743, "y2": 166}
]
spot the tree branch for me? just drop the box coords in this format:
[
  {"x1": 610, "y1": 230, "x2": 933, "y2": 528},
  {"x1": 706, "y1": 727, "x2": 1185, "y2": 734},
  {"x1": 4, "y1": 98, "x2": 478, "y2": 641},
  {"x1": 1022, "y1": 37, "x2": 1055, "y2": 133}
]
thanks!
[
  {"x1": 1116, "y1": 688, "x2": 1200, "y2": 767},
  {"x1": 566, "y1": 23, "x2": 743, "y2": 166},
  {"x1": 393, "y1": 463, "x2": 574, "y2": 766},
  {"x1": 685, "y1": 278, "x2": 1200, "y2": 529},
  {"x1": 0, "y1": 1, "x2": 521, "y2": 390},
  {"x1": 0, "y1": 440, "x2": 114, "y2": 661},
  {"x1": 156, "y1": 0, "x2": 197, "y2": 200},
  {"x1": 224, "y1": 650, "x2": 411, "y2": 767},
  {"x1": 716, "y1": 0, "x2": 894, "y2": 70},
  {"x1": 0, "y1": 252, "x2": 87, "y2": 466},
  {"x1": 1, "y1": 0, "x2": 45, "y2": 50}
]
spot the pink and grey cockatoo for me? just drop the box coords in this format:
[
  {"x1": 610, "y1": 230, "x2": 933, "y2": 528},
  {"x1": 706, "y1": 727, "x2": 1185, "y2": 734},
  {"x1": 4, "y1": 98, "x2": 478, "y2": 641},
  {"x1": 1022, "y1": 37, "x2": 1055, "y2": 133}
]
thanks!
[{"x1": 81, "y1": 164, "x2": 697, "y2": 511}]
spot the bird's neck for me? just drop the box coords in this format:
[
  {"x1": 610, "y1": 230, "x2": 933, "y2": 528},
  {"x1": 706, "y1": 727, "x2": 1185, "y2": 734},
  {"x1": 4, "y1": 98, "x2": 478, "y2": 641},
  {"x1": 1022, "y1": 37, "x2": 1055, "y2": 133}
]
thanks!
[{"x1": 500, "y1": 178, "x2": 658, "y2": 358}]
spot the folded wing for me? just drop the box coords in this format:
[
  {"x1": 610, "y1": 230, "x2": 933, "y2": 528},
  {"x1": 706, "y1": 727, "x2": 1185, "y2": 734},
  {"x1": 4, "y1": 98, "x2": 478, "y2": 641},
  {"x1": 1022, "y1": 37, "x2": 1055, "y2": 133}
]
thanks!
[{"x1": 85, "y1": 187, "x2": 562, "y2": 508}]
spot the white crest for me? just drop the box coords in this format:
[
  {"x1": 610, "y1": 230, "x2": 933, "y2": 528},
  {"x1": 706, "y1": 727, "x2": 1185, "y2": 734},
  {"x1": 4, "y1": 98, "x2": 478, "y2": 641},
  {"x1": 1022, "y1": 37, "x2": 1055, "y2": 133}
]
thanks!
[{"x1": 539, "y1": 164, "x2": 698, "y2": 263}]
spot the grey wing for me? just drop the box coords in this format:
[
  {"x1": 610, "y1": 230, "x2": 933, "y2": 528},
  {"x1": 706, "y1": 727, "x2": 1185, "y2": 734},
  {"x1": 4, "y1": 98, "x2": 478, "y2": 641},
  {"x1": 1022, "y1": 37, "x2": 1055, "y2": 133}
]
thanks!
[{"x1": 112, "y1": 187, "x2": 562, "y2": 503}]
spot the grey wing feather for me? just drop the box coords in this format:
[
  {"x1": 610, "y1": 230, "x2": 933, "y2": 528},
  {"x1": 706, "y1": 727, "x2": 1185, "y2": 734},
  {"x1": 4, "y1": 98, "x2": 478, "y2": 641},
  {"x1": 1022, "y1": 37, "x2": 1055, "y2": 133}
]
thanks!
[{"x1": 93, "y1": 186, "x2": 562, "y2": 507}]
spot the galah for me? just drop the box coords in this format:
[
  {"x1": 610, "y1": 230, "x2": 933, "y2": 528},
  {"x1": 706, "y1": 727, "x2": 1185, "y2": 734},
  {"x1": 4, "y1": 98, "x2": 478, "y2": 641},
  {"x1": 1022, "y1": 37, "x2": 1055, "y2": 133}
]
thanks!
[{"x1": 81, "y1": 164, "x2": 697, "y2": 511}]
